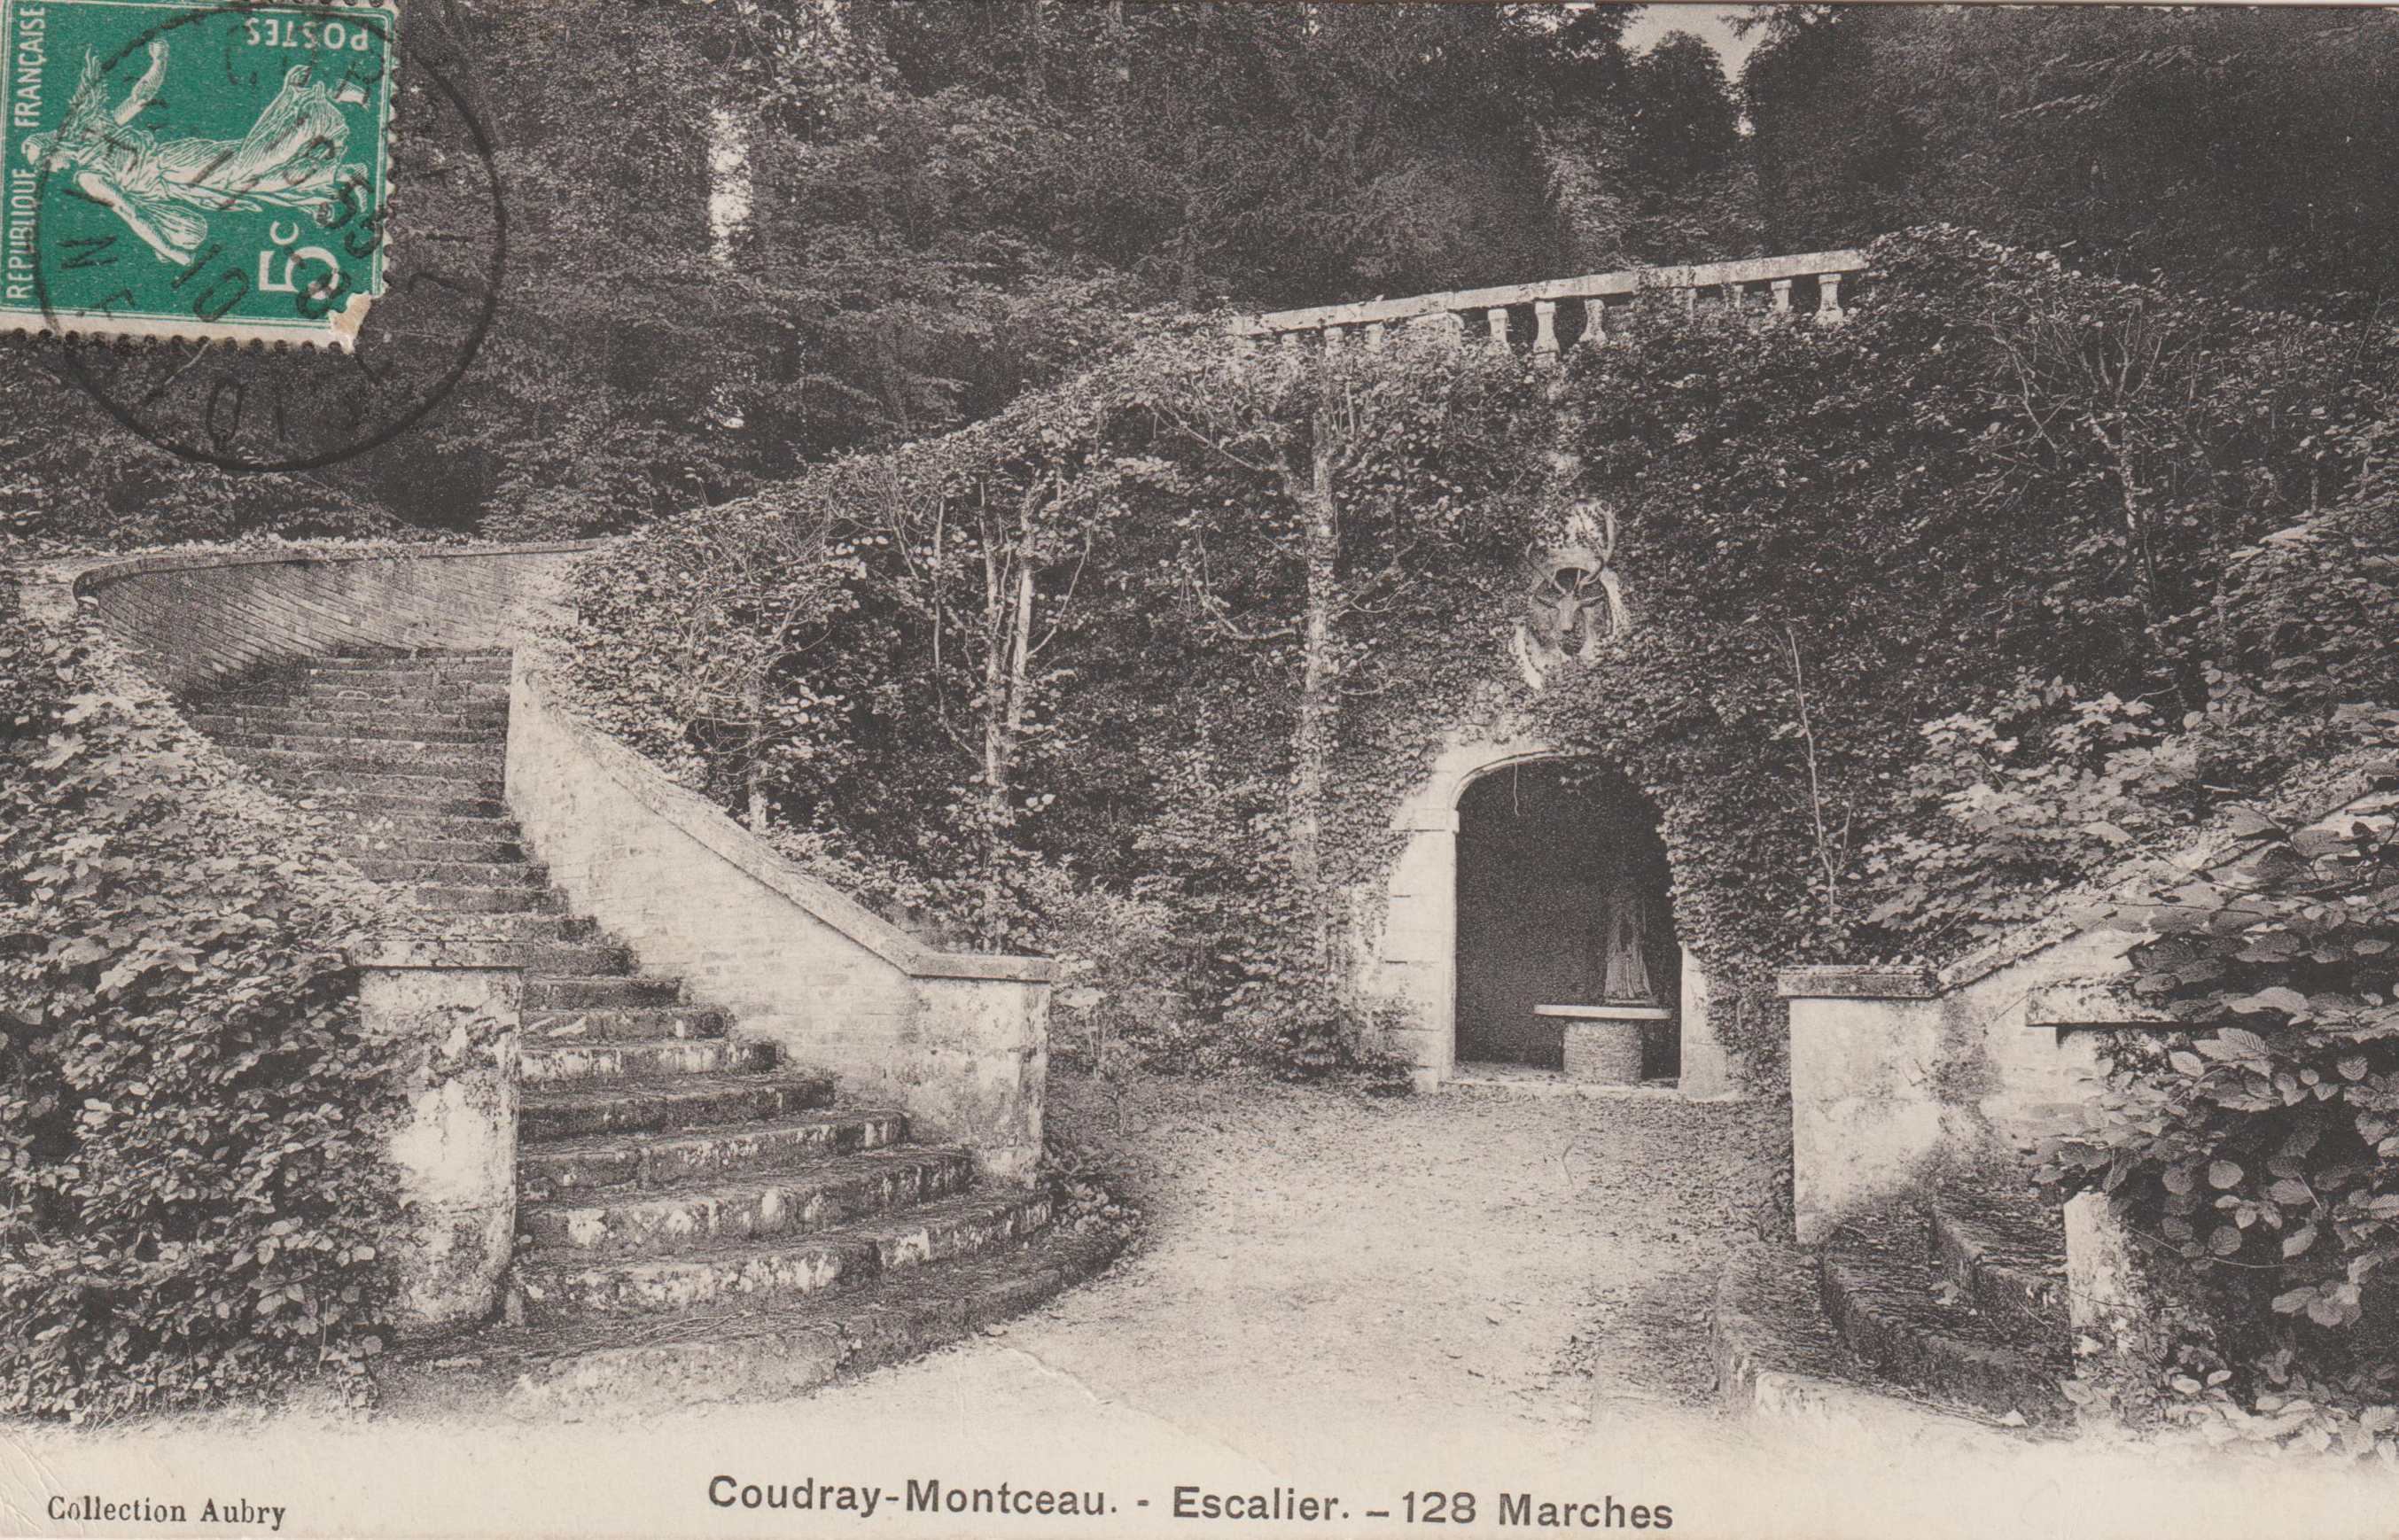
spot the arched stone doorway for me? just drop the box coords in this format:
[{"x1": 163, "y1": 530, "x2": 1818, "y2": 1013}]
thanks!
[
  {"x1": 1366, "y1": 737, "x2": 1733, "y2": 1096},
  {"x1": 1454, "y1": 760, "x2": 1679, "y2": 1077}
]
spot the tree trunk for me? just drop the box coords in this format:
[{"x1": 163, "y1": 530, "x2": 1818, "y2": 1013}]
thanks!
[
  {"x1": 1284, "y1": 401, "x2": 1343, "y2": 972},
  {"x1": 744, "y1": 668, "x2": 769, "y2": 835},
  {"x1": 977, "y1": 488, "x2": 1045, "y2": 945}
]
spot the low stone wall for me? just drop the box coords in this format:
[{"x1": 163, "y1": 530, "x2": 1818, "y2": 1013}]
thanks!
[
  {"x1": 503, "y1": 662, "x2": 1053, "y2": 1184},
  {"x1": 355, "y1": 938, "x2": 524, "y2": 1334},
  {"x1": 1783, "y1": 771, "x2": 2388, "y2": 1242},
  {"x1": 68, "y1": 541, "x2": 600, "y2": 693}
]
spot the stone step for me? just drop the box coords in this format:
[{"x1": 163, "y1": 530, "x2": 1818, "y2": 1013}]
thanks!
[
  {"x1": 242, "y1": 761, "x2": 503, "y2": 795},
  {"x1": 1817, "y1": 1221, "x2": 2071, "y2": 1425},
  {"x1": 513, "y1": 1187, "x2": 1053, "y2": 1321},
  {"x1": 327, "y1": 810, "x2": 522, "y2": 844},
  {"x1": 525, "y1": 1004, "x2": 730, "y2": 1044},
  {"x1": 192, "y1": 698, "x2": 508, "y2": 730},
  {"x1": 304, "y1": 658, "x2": 509, "y2": 678},
  {"x1": 526, "y1": 975, "x2": 682, "y2": 1010},
  {"x1": 278, "y1": 682, "x2": 510, "y2": 707},
  {"x1": 339, "y1": 831, "x2": 530, "y2": 864},
  {"x1": 396, "y1": 883, "x2": 564, "y2": 915},
  {"x1": 519, "y1": 1037, "x2": 776, "y2": 1085},
  {"x1": 386, "y1": 911, "x2": 598, "y2": 944},
  {"x1": 316, "y1": 642, "x2": 513, "y2": 662},
  {"x1": 518, "y1": 1110, "x2": 913, "y2": 1201},
  {"x1": 205, "y1": 735, "x2": 506, "y2": 770},
  {"x1": 490, "y1": 940, "x2": 640, "y2": 976},
  {"x1": 520, "y1": 1147, "x2": 976, "y2": 1256},
  {"x1": 191, "y1": 714, "x2": 504, "y2": 751},
  {"x1": 1928, "y1": 1193, "x2": 2068, "y2": 1340},
  {"x1": 351, "y1": 856, "x2": 549, "y2": 888},
  {"x1": 518, "y1": 1072, "x2": 837, "y2": 1143},
  {"x1": 307, "y1": 788, "x2": 509, "y2": 819},
  {"x1": 386, "y1": 1222, "x2": 1126, "y2": 1418}
]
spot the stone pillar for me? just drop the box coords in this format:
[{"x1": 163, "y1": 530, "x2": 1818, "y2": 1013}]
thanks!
[
  {"x1": 1381, "y1": 805, "x2": 1462, "y2": 1093},
  {"x1": 354, "y1": 938, "x2": 524, "y2": 1335},
  {"x1": 2064, "y1": 1192, "x2": 2216, "y2": 1420},
  {"x1": 1816, "y1": 271, "x2": 1846, "y2": 324},
  {"x1": 1532, "y1": 300, "x2": 1560, "y2": 355},
  {"x1": 1779, "y1": 964, "x2": 1942, "y2": 1242},
  {"x1": 1581, "y1": 298, "x2": 1608, "y2": 347},
  {"x1": 1677, "y1": 947, "x2": 1736, "y2": 1100},
  {"x1": 1280, "y1": 331, "x2": 1300, "y2": 354},
  {"x1": 1770, "y1": 278, "x2": 1794, "y2": 315},
  {"x1": 1365, "y1": 321, "x2": 1386, "y2": 354},
  {"x1": 1485, "y1": 307, "x2": 1511, "y2": 354},
  {"x1": 1408, "y1": 311, "x2": 1467, "y2": 351},
  {"x1": 1325, "y1": 324, "x2": 1346, "y2": 356}
]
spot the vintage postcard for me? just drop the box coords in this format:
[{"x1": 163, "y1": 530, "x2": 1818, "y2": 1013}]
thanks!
[{"x1": 4, "y1": 3, "x2": 2399, "y2": 1538}]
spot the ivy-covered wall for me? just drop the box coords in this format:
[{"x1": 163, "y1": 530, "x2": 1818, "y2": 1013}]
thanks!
[
  {"x1": 565, "y1": 229, "x2": 2395, "y2": 1088},
  {"x1": 0, "y1": 572, "x2": 407, "y2": 1419}
]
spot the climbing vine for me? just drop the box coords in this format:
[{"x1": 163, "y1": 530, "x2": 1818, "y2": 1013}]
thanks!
[{"x1": 566, "y1": 229, "x2": 2393, "y2": 1079}]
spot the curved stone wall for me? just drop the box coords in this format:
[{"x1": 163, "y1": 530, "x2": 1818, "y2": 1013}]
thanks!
[{"x1": 69, "y1": 541, "x2": 602, "y2": 693}]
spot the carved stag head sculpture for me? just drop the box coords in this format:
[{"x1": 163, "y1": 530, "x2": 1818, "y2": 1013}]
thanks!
[{"x1": 1513, "y1": 502, "x2": 1629, "y2": 690}]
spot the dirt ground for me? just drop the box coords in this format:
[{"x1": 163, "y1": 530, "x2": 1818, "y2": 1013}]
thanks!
[{"x1": 811, "y1": 1066, "x2": 1781, "y2": 1462}]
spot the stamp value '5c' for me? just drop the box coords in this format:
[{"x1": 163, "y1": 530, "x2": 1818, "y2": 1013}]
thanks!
[{"x1": 3, "y1": 0, "x2": 393, "y2": 347}]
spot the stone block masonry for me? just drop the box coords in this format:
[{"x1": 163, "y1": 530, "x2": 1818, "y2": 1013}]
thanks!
[
  {"x1": 504, "y1": 660, "x2": 1053, "y2": 1185},
  {"x1": 70, "y1": 542, "x2": 602, "y2": 695}
]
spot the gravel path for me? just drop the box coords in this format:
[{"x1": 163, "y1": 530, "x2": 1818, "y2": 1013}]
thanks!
[{"x1": 815, "y1": 1067, "x2": 1780, "y2": 1460}]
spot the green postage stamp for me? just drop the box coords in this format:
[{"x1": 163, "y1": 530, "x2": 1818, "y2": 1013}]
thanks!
[{"x1": 2, "y1": 0, "x2": 393, "y2": 346}]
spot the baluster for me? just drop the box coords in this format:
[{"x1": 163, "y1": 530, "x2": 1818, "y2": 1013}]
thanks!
[
  {"x1": 1532, "y1": 300, "x2": 1559, "y2": 356},
  {"x1": 1485, "y1": 307, "x2": 1511, "y2": 355},
  {"x1": 1325, "y1": 324, "x2": 1346, "y2": 357},
  {"x1": 1280, "y1": 331, "x2": 1301, "y2": 354},
  {"x1": 1366, "y1": 321, "x2": 1387, "y2": 354},
  {"x1": 1770, "y1": 278, "x2": 1794, "y2": 315},
  {"x1": 1581, "y1": 298, "x2": 1608, "y2": 348},
  {"x1": 1233, "y1": 332, "x2": 1258, "y2": 360},
  {"x1": 1724, "y1": 284, "x2": 1746, "y2": 315},
  {"x1": 1816, "y1": 272, "x2": 1846, "y2": 324},
  {"x1": 1679, "y1": 288, "x2": 1698, "y2": 320}
]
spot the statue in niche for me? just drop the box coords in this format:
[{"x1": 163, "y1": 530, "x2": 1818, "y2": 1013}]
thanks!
[
  {"x1": 1599, "y1": 885, "x2": 1656, "y2": 1005},
  {"x1": 1512, "y1": 501, "x2": 1629, "y2": 691}
]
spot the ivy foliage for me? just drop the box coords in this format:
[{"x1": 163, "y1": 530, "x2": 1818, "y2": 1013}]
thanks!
[
  {"x1": 566, "y1": 229, "x2": 2394, "y2": 1077},
  {"x1": 0, "y1": 584, "x2": 402, "y2": 1420},
  {"x1": 564, "y1": 320, "x2": 1553, "y2": 1069},
  {"x1": 2034, "y1": 746, "x2": 2399, "y2": 1433}
]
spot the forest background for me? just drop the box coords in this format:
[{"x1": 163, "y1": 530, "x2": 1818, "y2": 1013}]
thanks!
[{"x1": 9, "y1": 1, "x2": 2399, "y2": 548}]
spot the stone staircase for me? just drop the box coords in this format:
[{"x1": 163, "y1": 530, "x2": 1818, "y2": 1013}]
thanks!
[
  {"x1": 1714, "y1": 1183, "x2": 2072, "y2": 1433},
  {"x1": 1812, "y1": 1186, "x2": 2072, "y2": 1426},
  {"x1": 187, "y1": 648, "x2": 1118, "y2": 1412}
]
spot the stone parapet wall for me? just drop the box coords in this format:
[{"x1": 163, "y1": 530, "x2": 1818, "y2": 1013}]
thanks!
[
  {"x1": 66, "y1": 541, "x2": 602, "y2": 693},
  {"x1": 1783, "y1": 774, "x2": 2384, "y2": 1243},
  {"x1": 502, "y1": 661, "x2": 1052, "y2": 1184}
]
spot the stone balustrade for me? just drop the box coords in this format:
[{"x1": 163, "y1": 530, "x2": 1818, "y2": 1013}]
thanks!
[{"x1": 1231, "y1": 248, "x2": 1868, "y2": 357}]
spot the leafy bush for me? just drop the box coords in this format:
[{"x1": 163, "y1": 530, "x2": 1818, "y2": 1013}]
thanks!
[
  {"x1": 0, "y1": 585, "x2": 401, "y2": 1420},
  {"x1": 2038, "y1": 745, "x2": 2399, "y2": 1417}
]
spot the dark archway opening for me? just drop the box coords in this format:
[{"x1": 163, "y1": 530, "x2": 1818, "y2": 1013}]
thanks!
[{"x1": 1454, "y1": 760, "x2": 1680, "y2": 1077}]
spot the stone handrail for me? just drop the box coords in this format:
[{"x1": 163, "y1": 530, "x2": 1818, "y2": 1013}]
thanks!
[
  {"x1": 1232, "y1": 247, "x2": 1869, "y2": 355},
  {"x1": 504, "y1": 659, "x2": 1052, "y2": 1182}
]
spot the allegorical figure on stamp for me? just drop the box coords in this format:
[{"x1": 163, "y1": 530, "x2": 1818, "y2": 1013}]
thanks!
[{"x1": 21, "y1": 40, "x2": 369, "y2": 265}]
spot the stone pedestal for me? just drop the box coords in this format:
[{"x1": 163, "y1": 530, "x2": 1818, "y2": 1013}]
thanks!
[
  {"x1": 354, "y1": 938, "x2": 524, "y2": 1335},
  {"x1": 1562, "y1": 1021, "x2": 1644, "y2": 1084},
  {"x1": 1543, "y1": 1004, "x2": 1667, "y2": 1085},
  {"x1": 1779, "y1": 965, "x2": 1943, "y2": 1243}
]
